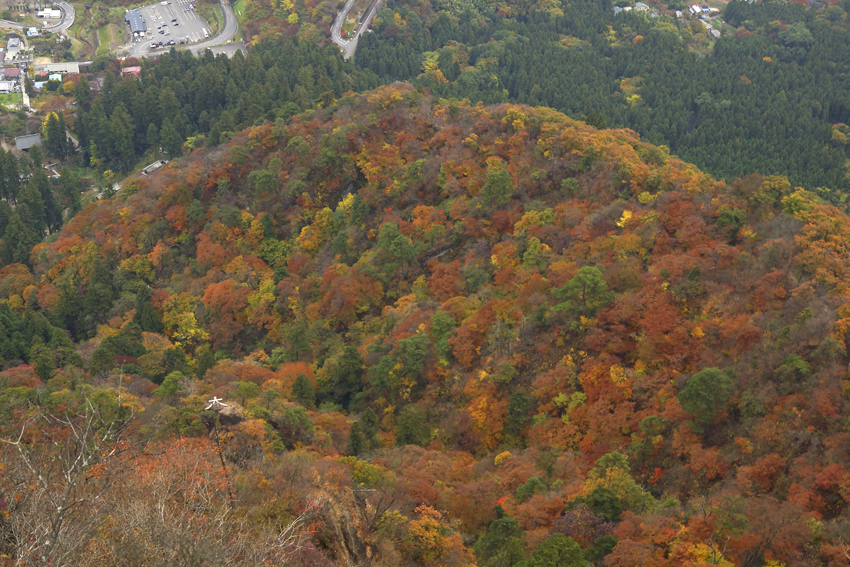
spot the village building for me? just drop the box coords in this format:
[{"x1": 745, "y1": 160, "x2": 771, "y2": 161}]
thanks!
[
  {"x1": 125, "y1": 9, "x2": 147, "y2": 37},
  {"x1": 15, "y1": 133, "x2": 42, "y2": 151}
]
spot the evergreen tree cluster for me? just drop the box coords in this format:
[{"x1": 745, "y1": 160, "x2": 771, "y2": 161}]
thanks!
[
  {"x1": 0, "y1": 147, "x2": 64, "y2": 266},
  {"x1": 355, "y1": 0, "x2": 850, "y2": 194},
  {"x1": 72, "y1": 40, "x2": 379, "y2": 173}
]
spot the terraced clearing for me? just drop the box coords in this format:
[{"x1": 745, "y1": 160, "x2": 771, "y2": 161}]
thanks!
[{"x1": 96, "y1": 23, "x2": 122, "y2": 56}]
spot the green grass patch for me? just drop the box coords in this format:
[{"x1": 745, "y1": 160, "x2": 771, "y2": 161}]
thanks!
[
  {"x1": 234, "y1": 0, "x2": 246, "y2": 22},
  {"x1": 196, "y1": 2, "x2": 222, "y2": 35},
  {"x1": 96, "y1": 25, "x2": 112, "y2": 55},
  {"x1": 69, "y1": 37, "x2": 89, "y2": 59},
  {"x1": 108, "y1": 23, "x2": 123, "y2": 49},
  {"x1": 0, "y1": 92, "x2": 23, "y2": 107},
  {"x1": 213, "y1": 4, "x2": 223, "y2": 34}
]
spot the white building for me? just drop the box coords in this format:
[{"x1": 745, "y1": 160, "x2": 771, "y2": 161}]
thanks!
[{"x1": 34, "y1": 61, "x2": 85, "y2": 75}]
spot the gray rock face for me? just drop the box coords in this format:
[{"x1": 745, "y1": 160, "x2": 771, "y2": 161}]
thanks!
[{"x1": 202, "y1": 401, "x2": 245, "y2": 428}]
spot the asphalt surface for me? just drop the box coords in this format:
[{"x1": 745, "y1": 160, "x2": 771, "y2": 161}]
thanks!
[
  {"x1": 188, "y1": 0, "x2": 238, "y2": 54},
  {"x1": 0, "y1": 1, "x2": 75, "y2": 34},
  {"x1": 46, "y1": 2, "x2": 75, "y2": 33},
  {"x1": 330, "y1": 0, "x2": 379, "y2": 60},
  {"x1": 121, "y1": 0, "x2": 238, "y2": 58},
  {"x1": 203, "y1": 41, "x2": 245, "y2": 58}
]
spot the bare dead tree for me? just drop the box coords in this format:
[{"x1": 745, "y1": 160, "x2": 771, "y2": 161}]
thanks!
[
  {"x1": 840, "y1": 537, "x2": 850, "y2": 563},
  {"x1": 271, "y1": 499, "x2": 323, "y2": 563},
  {"x1": 1, "y1": 389, "x2": 135, "y2": 566}
]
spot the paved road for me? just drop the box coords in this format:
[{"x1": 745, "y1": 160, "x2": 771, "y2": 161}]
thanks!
[
  {"x1": 331, "y1": 0, "x2": 379, "y2": 60},
  {"x1": 0, "y1": 19, "x2": 25, "y2": 30},
  {"x1": 21, "y1": 77, "x2": 30, "y2": 108},
  {"x1": 45, "y1": 2, "x2": 75, "y2": 33},
  {"x1": 0, "y1": 2, "x2": 75, "y2": 34},
  {"x1": 122, "y1": 0, "x2": 238, "y2": 58},
  {"x1": 188, "y1": 0, "x2": 237, "y2": 54},
  {"x1": 330, "y1": 0, "x2": 356, "y2": 58},
  {"x1": 203, "y1": 41, "x2": 245, "y2": 57}
]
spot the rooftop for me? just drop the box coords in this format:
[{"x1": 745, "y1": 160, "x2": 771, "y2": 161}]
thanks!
[
  {"x1": 35, "y1": 61, "x2": 82, "y2": 74},
  {"x1": 15, "y1": 133, "x2": 42, "y2": 151},
  {"x1": 125, "y1": 9, "x2": 147, "y2": 34}
]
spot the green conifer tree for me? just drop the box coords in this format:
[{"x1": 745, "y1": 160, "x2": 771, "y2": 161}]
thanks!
[
  {"x1": 291, "y1": 373, "x2": 316, "y2": 409},
  {"x1": 133, "y1": 286, "x2": 163, "y2": 333}
]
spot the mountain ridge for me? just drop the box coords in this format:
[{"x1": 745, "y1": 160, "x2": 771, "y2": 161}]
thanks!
[{"x1": 3, "y1": 83, "x2": 850, "y2": 565}]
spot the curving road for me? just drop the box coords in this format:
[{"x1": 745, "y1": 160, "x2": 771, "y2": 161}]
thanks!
[
  {"x1": 46, "y1": 2, "x2": 75, "y2": 33},
  {"x1": 331, "y1": 0, "x2": 379, "y2": 60},
  {"x1": 188, "y1": 0, "x2": 237, "y2": 54},
  {"x1": 0, "y1": 1, "x2": 75, "y2": 34},
  {"x1": 123, "y1": 0, "x2": 238, "y2": 58}
]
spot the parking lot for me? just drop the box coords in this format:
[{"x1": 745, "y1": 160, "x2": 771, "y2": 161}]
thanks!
[{"x1": 130, "y1": 0, "x2": 213, "y2": 53}]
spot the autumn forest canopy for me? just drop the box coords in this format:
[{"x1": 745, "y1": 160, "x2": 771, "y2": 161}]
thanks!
[
  {"x1": 2, "y1": 83, "x2": 850, "y2": 566},
  {"x1": 3, "y1": 0, "x2": 850, "y2": 564},
  {"x1": 355, "y1": 0, "x2": 850, "y2": 196}
]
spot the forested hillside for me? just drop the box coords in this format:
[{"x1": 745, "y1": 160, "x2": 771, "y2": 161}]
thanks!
[
  {"x1": 70, "y1": 39, "x2": 379, "y2": 174},
  {"x1": 3, "y1": 84, "x2": 850, "y2": 565},
  {"x1": 354, "y1": 0, "x2": 850, "y2": 196},
  {"x1": 59, "y1": 0, "x2": 850, "y2": 200}
]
